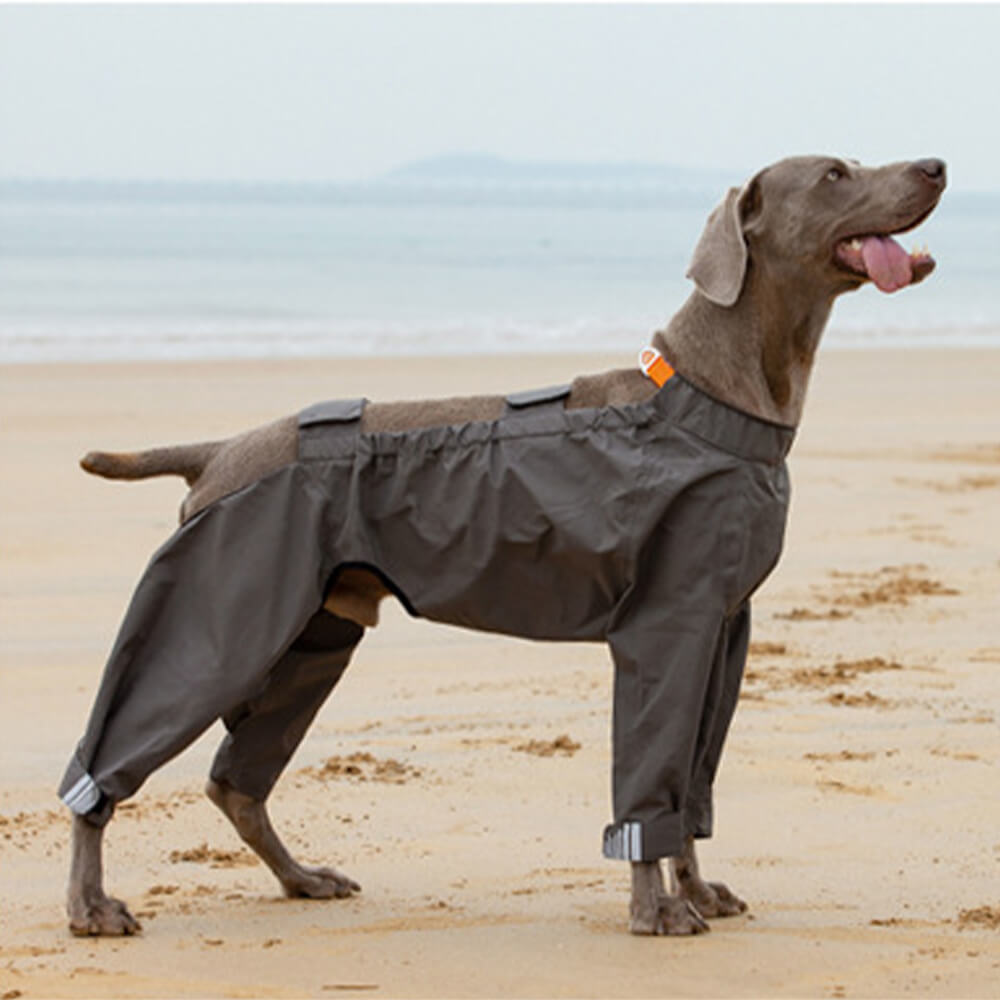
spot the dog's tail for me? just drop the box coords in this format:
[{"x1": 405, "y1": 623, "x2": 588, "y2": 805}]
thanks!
[{"x1": 80, "y1": 441, "x2": 222, "y2": 486}]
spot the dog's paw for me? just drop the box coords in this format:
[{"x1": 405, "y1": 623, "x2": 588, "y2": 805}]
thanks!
[
  {"x1": 629, "y1": 893, "x2": 710, "y2": 936},
  {"x1": 676, "y1": 878, "x2": 748, "y2": 919},
  {"x1": 281, "y1": 864, "x2": 361, "y2": 900},
  {"x1": 68, "y1": 895, "x2": 141, "y2": 937}
]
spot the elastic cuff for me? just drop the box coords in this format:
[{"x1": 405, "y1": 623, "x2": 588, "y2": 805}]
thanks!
[
  {"x1": 58, "y1": 752, "x2": 114, "y2": 826},
  {"x1": 59, "y1": 752, "x2": 102, "y2": 813},
  {"x1": 61, "y1": 771, "x2": 101, "y2": 815},
  {"x1": 602, "y1": 812, "x2": 685, "y2": 862}
]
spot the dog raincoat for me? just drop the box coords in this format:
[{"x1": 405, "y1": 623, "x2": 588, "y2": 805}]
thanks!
[{"x1": 60, "y1": 371, "x2": 793, "y2": 862}]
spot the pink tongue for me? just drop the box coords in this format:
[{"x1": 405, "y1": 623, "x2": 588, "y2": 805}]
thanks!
[{"x1": 861, "y1": 235, "x2": 912, "y2": 292}]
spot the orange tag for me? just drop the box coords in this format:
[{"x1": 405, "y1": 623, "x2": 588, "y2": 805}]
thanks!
[{"x1": 638, "y1": 347, "x2": 675, "y2": 388}]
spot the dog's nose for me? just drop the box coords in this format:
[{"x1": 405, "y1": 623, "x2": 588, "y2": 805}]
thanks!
[{"x1": 913, "y1": 158, "x2": 947, "y2": 185}]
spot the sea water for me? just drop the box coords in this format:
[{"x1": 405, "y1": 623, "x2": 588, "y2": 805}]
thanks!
[{"x1": 1, "y1": 175, "x2": 997, "y2": 363}]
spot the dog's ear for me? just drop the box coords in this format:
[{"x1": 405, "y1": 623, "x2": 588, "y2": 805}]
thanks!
[{"x1": 686, "y1": 174, "x2": 762, "y2": 307}]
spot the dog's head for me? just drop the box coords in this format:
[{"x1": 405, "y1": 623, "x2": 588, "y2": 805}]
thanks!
[{"x1": 688, "y1": 156, "x2": 947, "y2": 307}]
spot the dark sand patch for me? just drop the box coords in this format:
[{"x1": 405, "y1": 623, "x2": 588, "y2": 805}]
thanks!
[
  {"x1": 895, "y1": 474, "x2": 1000, "y2": 493},
  {"x1": 956, "y1": 905, "x2": 1000, "y2": 930},
  {"x1": 827, "y1": 565, "x2": 959, "y2": 608},
  {"x1": 513, "y1": 734, "x2": 581, "y2": 757},
  {"x1": 826, "y1": 691, "x2": 897, "y2": 710},
  {"x1": 745, "y1": 656, "x2": 904, "y2": 695},
  {"x1": 748, "y1": 641, "x2": 790, "y2": 656},
  {"x1": 775, "y1": 565, "x2": 959, "y2": 622},
  {"x1": 927, "y1": 444, "x2": 1000, "y2": 465},
  {"x1": 169, "y1": 843, "x2": 258, "y2": 868},
  {"x1": 300, "y1": 752, "x2": 422, "y2": 785},
  {"x1": 774, "y1": 607, "x2": 852, "y2": 622}
]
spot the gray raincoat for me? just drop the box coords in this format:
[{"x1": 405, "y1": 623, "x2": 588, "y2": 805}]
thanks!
[{"x1": 60, "y1": 373, "x2": 793, "y2": 862}]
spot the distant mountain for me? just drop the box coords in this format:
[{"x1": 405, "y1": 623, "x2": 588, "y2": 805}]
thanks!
[
  {"x1": 382, "y1": 153, "x2": 740, "y2": 191},
  {"x1": 0, "y1": 155, "x2": 741, "y2": 204}
]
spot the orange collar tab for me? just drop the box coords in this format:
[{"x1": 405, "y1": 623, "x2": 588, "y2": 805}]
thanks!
[{"x1": 638, "y1": 347, "x2": 675, "y2": 388}]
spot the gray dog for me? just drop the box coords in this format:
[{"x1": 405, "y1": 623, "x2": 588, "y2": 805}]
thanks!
[{"x1": 64, "y1": 156, "x2": 945, "y2": 937}]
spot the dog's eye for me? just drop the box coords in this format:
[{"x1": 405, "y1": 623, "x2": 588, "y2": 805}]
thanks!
[{"x1": 826, "y1": 166, "x2": 844, "y2": 182}]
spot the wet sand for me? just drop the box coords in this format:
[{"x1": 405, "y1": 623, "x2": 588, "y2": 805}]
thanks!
[{"x1": 1, "y1": 349, "x2": 998, "y2": 998}]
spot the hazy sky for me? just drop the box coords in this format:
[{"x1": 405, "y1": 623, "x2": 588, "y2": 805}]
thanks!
[{"x1": 2, "y1": 3, "x2": 998, "y2": 190}]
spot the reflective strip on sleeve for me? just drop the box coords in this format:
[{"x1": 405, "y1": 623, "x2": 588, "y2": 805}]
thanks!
[{"x1": 61, "y1": 772, "x2": 102, "y2": 815}]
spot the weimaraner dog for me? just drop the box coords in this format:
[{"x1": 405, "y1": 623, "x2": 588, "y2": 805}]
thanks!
[{"x1": 65, "y1": 156, "x2": 945, "y2": 937}]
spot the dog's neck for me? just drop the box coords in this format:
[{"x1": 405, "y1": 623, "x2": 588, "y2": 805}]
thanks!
[{"x1": 656, "y1": 269, "x2": 837, "y2": 427}]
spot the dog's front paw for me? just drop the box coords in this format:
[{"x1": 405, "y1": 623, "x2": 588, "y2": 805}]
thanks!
[
  {"x1": 68, "y1": 894, "x2": 141, "y2": 937},
  {"x1": 281, "y1": 864, "x2": 361, "y2": 900},
  {"x1": 676, "y1": 878, "x2": 748, "y2": 919},
  {"x1": 629, "y1": 893, "x2": 710, "y2": 936}
]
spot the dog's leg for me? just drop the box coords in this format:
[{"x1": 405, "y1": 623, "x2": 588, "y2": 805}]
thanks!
[
  {"x1": 629, "y1": 860, "x2": 709, "y2": 935},
  {"x1": 204, "y1": 610, "x2": 363, "y2": 899},
  {"x1": 67, "y1": 815, "x2": 141, "y2": 936},
  {"x1": 206, "y1": 778, "x2": 360, "y2": 899},
  {"x1": 668, "y1": 836, "x2": 747, "y2": 918}
]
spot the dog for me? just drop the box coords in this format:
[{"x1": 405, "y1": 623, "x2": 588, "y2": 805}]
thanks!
[{"x1": 63, "y1": 156, "x2": 945, "y2": 937}]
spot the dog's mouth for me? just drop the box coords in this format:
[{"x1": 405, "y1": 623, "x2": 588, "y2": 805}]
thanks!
[{"x1": 833, "y1": 206, "x2": 938, "y2": 293}]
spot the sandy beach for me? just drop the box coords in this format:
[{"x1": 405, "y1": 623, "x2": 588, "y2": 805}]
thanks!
[{"x1": 1, "y1": 348, "x2": 998, "y2": 999}]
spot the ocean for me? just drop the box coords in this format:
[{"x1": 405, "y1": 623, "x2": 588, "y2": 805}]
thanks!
[{"x1": 2, "y1": 166, "x2": 998, "y2": 363}]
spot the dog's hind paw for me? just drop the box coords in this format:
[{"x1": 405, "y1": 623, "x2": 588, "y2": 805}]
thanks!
[
  {"x1": 280, "y1": 864, "x2": 361, "y2": 900},
  {"x1": 68, "y1": 895, "x2": 141, "y2": 937},
  {"x1": 629, "y1": 893, "x2": 710, "y2": 936},
  {"x1": 677, "y1": 878, "x2": 748, "y2": 919}
]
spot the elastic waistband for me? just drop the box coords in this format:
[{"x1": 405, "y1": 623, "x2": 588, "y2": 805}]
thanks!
[{"x1": 651, "y1": 375, "x2": 795, "y2": 464}]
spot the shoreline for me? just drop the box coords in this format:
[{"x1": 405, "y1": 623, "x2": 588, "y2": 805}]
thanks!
[
  {"x1": 4, "y1": 328, "x2": 1000, "y2": 368},
  {"x1": 2, "y1": 338, "x2": 999, "y2": 366},
  {"x1": 1, "y1": 348, "x2": 998, "y2": 997}
]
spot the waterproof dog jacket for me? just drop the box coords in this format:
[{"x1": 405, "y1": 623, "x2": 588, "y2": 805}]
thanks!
[{"x1": 60, "y1": 373, "x2": 793, "y2": 861}]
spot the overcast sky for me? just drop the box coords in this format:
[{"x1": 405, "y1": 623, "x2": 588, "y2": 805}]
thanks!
[{"x1": 1, "y1": 3, "x2": 997, "y2": 190}]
